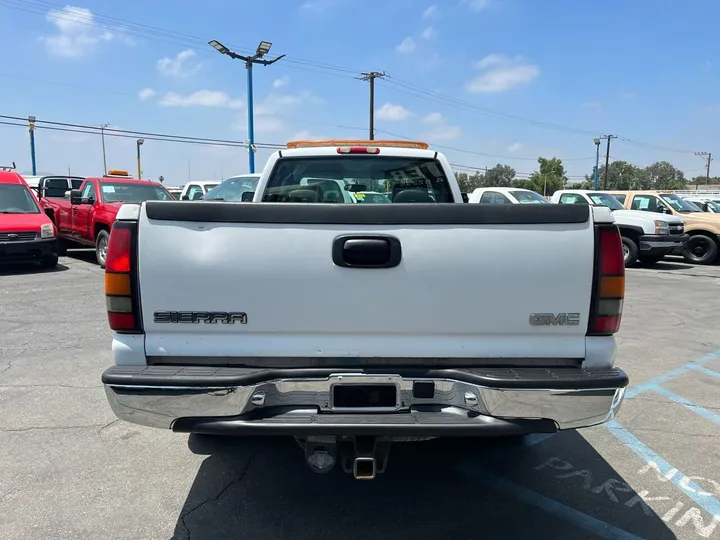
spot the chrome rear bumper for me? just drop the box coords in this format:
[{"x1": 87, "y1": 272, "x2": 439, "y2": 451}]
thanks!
[{"x1": 103, "y1": 366, "x2": 628, "y2": 435}]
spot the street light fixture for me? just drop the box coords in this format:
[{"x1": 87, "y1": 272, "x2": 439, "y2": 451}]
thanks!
[
  {"x1": 136, "y1": 138, "x2": 144, "y2": 180},
  {"x1": 208, "y1": 39, "x2": 285, "y2": 173}
]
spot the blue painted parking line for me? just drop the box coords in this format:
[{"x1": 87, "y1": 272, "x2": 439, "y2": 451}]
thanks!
[
  {"x1": 605, "y1": 419, "x2": 720, "y2": 517},
  {"x1": 456, "y1": 464, "x2": 645, "y2": 540},
  {"x1": 649, "y1": 385, "x2": 720, "y2": 426},
  {"x1": 625, "y1": 348, "x2": 720, "y2": 399},
  {"x1": 687, "y1": 364, "x2": 720, "y2": 379}
]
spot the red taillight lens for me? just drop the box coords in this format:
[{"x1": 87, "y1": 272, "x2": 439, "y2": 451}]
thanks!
[
  {"x1": 105, "y1": 222, "x2": 142, "y2": 333},
  {"x1": 337, "y1": 147, "x2": 380, "y2": 154},
  {"x1": 105, "y1": 227, "x2": 132, "y2": 273},
  {"x1": 588, "y1": 225, "x2": 625, "y2": 336}
]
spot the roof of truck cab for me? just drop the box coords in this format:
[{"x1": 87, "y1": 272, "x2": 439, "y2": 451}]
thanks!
[
  {"x1": 470, "y1": 187, "x2": 537, "y2": 194},
  {"x1": 87, "y1": 176, "x2": 165, "y2": 186},
  {"x1": 0, "y1": 171, "x2": 27, "y2": 185}
]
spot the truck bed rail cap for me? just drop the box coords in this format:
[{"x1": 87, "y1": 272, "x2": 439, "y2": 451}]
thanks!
[
  {"x1": 144, "y1": 201, "x2": 590, "y2": 225},
  {"x1": 117, "y1": 203, "x2": 141, "y2": 221}
]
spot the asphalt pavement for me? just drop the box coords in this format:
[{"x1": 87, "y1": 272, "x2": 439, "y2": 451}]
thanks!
[{"x1": 1, "y1": 252, "x2": 719, "y2": 540}]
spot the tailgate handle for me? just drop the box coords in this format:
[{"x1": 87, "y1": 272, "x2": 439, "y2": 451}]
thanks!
[{"x1": 332, "y1": 235, "x2": 402, "y2": 269}]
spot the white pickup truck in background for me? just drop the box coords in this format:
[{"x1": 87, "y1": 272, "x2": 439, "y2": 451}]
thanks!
[
  {"x1": 551, "y1": 189, "x2": 688, "y2": 266},
  {"x1": 101, "y1": 140, "x2": 629, "y2": 480}
]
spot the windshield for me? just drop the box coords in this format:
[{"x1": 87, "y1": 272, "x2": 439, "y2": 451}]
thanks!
[
  {"x1": 100, "y1": 182, "x2": 173, "y2": 203},
  {"x1": 588, "y1": 192, "x2": 625, "y2": 210},
  {"x1": 659, "y1": 194, "x2": 702, "y2": 213},
  {"x1": 0, "y1": 184, "x2": 41, "y2": 213},
  {"x1": 203, "y1": 175, "x2": 260, "y2": 201},
  {"x1": 352, "y1": 192, "x2": 392, "y2": 204},
  {"x1": 263, "y1": 156, "x2": 453, "y2": 203},
  {"x1": 202, "y1": 183, "x2": 219, "y2": 193},
  {"x1": 510, "y1": 190, "x2": 549, "y2": 204}
]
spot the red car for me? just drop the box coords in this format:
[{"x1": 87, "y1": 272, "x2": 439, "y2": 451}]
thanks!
[
  {"x1": 0, "y1": 171, "x2": 58, "y2": 268},
  {"x1": 39, "y1": 170, "x2": 173, "y2": 268}
]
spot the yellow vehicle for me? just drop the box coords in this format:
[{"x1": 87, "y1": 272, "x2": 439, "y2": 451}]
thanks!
[{"x1": 608, "y1": 190, "x2": 720, "y2": 264}]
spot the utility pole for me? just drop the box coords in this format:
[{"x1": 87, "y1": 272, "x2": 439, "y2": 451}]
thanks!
[
  {"x1": 694, "y1": 151, "x2": 712, "y2": 190},
  {"x1": 358, "y1": 71, "x2": 386, "y2": 140},
  {"x1": 100, "y1": 122, "x2": 110, "y2": 175},
  {"x1": 208, "y1": 40, "x2": 285, "y2": 174},
  {"x1": 600, "y1": 135, "x2": 616, "y2": 190},
  {"x1": 593, "y1": 138, "x2": 601, "y2": 190}
]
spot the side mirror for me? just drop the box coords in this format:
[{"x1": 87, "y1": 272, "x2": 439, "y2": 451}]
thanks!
[
  {"x1": 241, "y1": 191, "x2": 254, "y2": 202},
  {"x1": 64, "y1": 191, "x2": 72, "y2": 199},
  {"x1": 70, "y1": 189, "x2": 83, "y2": 205}
]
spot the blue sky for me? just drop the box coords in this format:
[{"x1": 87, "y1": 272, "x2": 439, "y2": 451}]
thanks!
[{"x1": 0, "y1": 0, "x2": 718, "y2": 184}]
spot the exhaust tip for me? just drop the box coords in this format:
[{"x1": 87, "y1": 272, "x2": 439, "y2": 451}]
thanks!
[{"x1": 353, "y1": 457, "x2": 376, "y2": 480}]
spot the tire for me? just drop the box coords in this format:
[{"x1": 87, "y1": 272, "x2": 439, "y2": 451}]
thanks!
[
  {"x1": 41, "y1": 253, "x2": 59, "y2": 269},
  {"x1": 57, "y1": 238, "x2": 68, "y2": 256},
  {"x1": 683, "y1": 234, "x2": 719, "y2": 265},
  {"x1": 95, "y1": 229, "x2": 110, "y2": 268},
  {"x1": 638, "y1": 255, "x2": 664, "y2": 266},
  {"x1": 621, "y1": 236, "x2": 639, "y2": 266}
]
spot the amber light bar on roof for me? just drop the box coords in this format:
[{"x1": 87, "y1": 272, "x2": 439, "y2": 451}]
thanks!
[{"x1": 286, "y1": 139, "x2": 429, "y2": 150}]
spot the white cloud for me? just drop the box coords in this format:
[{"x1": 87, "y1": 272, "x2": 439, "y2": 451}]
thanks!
[
  {"x1": 463, "y1": 0, "x2": 491, "y2": 12},
  {"x1": 423, "y1": 5, "x2": 437, "y2": 18},
  {"x1": 158, "y1": 90, "x2": 244, "y2": 110},
  {"x1": 582, "y1": 101, "x2": 602, "y2": 110},
  {"x1": 507, "y1": 142, "x2": 523, "y2": 153},
  {"x1": 420, "y1": 26, "x2": 436, "y2": 40},
  {"x1": 255, "y1": 91, "x2": 320, "y2": 115},
  {"x1": 421, "y1": 112, "x2": 443, "y2": 124},
  {"x1": 157, "y1": 49, "x2": 201, "y2": 77},
  {"x1": 422, "y1": 124, "x2": 461, "y2": 141},
  {"x1": 396, "y1": 37, "x2": 416, "y2": 54},
  {"x1": 620, "y1": 92, "x2": 636, "y2": 100},
  {"x1": 138, "y1": 88, "x2": 157, "y2": 101},
  {"x1": 40, "y1": 6, "x2": 115, "y2": 57},
  {"x1": 375, "y1": 103, "x2": 412, "y2": 121},
  {"x1": 273, "y1": 76, "x2": 290, "y2": 88},
  {"x1": 466, "y1": 54, "x2": 539, "y2": 93},
  {"x1": 253, "y1": 116, "x2": 286, "y2": 134}
]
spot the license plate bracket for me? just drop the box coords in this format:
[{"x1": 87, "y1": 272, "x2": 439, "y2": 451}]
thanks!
[{"x1": 332, "y1": 384, "x2": 398, "y2": 410}]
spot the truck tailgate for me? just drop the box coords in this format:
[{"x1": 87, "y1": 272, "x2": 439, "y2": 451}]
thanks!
[{"x1": 137, "y1": 202, "x2": 594, "y2": 364}]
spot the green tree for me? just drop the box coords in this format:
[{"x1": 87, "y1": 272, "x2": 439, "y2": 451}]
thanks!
[
  {"x1": 483, "y1": 164, "x2": 516, "y2": 187},
  {"x1": 455, "y1": 171, "x2": 485, "y2": 193},
  {"x1": 592, "y1": 160, "x2": 648, "y2": 190},
  {"x1": 644, "y1": 161, "x2": 686, "y2": 190},
  {"x1": 527, "y1": 157, "x2": 567, "y2": 196}
]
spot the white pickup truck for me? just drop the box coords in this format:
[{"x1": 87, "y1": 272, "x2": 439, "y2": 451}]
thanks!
[
  {"x1": 101, "y1": 140, "x2": 629, "y2": 479},
  {"x1": 551, "y1": 189, "x2": 688, "y2": 266}
]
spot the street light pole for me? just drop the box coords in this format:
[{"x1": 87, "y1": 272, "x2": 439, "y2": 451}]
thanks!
[
  {"x1": 208, "y1": 39, "x2": 285, "y2": 174},
  {"x1": 136, "y1": 139, "x2": 144, "y2": 180},
  {"x1": 593, "y1": 138, "x2": 601, "y2": 190},
  {"x1": 28, "y1": 116, "x2": 37, "y2": 175},
  {"x1": 101, "y1": 122, "x2": 110, "y2": 175}
]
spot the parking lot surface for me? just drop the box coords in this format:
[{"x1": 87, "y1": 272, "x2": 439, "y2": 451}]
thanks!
[{"x1": 1, "y1": 254, "x2": 719, "y2": 539}]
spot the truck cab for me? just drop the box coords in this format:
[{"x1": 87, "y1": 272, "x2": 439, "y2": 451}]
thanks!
[
  {"x1": 468, "y1": 187, "x2": 551, "y2": 205},
  {"x1": 551, "y1": 189, "x2": 687, "y2": 266},
  {"x1": 40, "y1": 170, "x2": 173, "y2": 267},
  {"x1": 0, "y1": 171, "x2": 58, "y2": 268},
  {"x1": 608, "y1": 190, "x2": 720, "y2": 265},
  {"x1": 179, "y1": 180, "x2": 220, "y2": 200}
]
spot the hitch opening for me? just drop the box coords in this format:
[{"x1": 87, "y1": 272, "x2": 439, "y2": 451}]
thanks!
[{"x1": 353, "y1": 458, "x2": 376, "y2": 480}]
